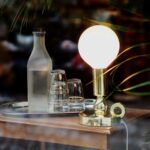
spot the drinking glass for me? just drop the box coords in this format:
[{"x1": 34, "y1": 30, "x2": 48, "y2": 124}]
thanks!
[
  {"x1": 67, "y1": 78, "x2": 84, "y2": 111},
  {"x1": 49, "y1": 69, "x2": 69, "y2": 112}
]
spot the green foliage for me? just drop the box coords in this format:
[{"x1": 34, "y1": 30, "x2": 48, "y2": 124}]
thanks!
[
  {"x1": 110, "y1": 44, "x2": 150, "y2": 97},
  {"x1": 0, "y1": 0, "x2": 53, "y2": 32}
]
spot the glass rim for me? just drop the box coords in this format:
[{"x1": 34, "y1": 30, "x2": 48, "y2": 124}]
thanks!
[
  {"x1": 33, "y1": 31, "x2": 46, "y2": 35},
  {"x1": 67, "y1": 78, "x2": 81, "y2": 83},
  {"x1": 51, "y1": 69, "x2": 66, "y2": 74}
]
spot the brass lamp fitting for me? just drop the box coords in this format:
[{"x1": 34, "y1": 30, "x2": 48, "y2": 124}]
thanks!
[{"x1": 79, "y1": 69, "x2": 125, "y2": 126}]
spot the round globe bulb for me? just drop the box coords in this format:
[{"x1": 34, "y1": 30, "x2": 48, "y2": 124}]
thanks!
[{"x1": 78, "y1": 25, "x2": 120, "y2": 69}]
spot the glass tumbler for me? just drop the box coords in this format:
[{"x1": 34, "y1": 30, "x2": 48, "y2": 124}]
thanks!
[
  {"x1": 49, "y1": 69, "x2": 69, "y2": 112},
  {"x1": 67, "y1": 78, "x2": 84, "y2": 111}
]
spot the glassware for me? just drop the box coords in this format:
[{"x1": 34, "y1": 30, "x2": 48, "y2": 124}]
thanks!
[
  {"x1": 49, "y1": 69, "x2": 69, "y2": 112},
  {"x1": 67, "y1": 78, "x2": 84, "y2": 111},
  {"x1": 27, "y1": 30, "x2": 52, "y2": 112}
]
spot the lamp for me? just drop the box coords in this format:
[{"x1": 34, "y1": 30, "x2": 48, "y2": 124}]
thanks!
[{"x1": 78, "y1": 25, "x2": 125, "y2": 126}]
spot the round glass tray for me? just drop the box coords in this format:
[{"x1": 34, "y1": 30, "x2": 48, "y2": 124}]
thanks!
[
  {"x1": 0, "y1": 101, "x2": 80, "y2": 118},
  {"x1": 0, "y1": 99, "x2": 95, "y2": 118}
]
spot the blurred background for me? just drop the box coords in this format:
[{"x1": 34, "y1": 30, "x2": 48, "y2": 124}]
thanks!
[{"x1": 0, "y1": 0, "x2": 150, "y2": 104}]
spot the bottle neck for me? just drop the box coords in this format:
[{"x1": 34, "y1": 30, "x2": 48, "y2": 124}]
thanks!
[{"x1": 33, "y1": 32, "x2": 46, "y2": 50}]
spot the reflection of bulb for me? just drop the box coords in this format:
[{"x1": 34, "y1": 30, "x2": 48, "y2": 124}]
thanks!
[{"x1": 78, "y1": 25, "x2": 120, "y2": 69}]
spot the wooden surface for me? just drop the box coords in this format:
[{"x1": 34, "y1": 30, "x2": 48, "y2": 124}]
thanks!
[
  {"x1": 0, "y1": 108, "x2": 150, "y2": 150},
  {"x1": 125, "y1": 108, "x2": 150, "y2": 122},
  {"x1": 0, "y1": 115, "x2": 110, "y2": 149}
]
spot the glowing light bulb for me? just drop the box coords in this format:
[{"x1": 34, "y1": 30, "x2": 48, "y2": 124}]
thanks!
[{"x1": 78, "y1": 25, "x2": 120, "y2": 69}]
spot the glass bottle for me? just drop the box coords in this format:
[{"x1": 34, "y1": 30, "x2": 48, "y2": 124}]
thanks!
[{"x1": 27, "y1": 31, "x2": 52, "y2": 112}]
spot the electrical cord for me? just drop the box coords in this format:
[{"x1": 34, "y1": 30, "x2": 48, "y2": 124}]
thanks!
[{"x1": 121, "y1": 119, "x2": 129, "y2": 150}]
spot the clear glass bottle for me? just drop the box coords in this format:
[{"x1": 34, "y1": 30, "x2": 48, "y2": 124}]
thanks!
[{"x1": 27, "y1": 31, "x2": 52, "y2": 112}]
